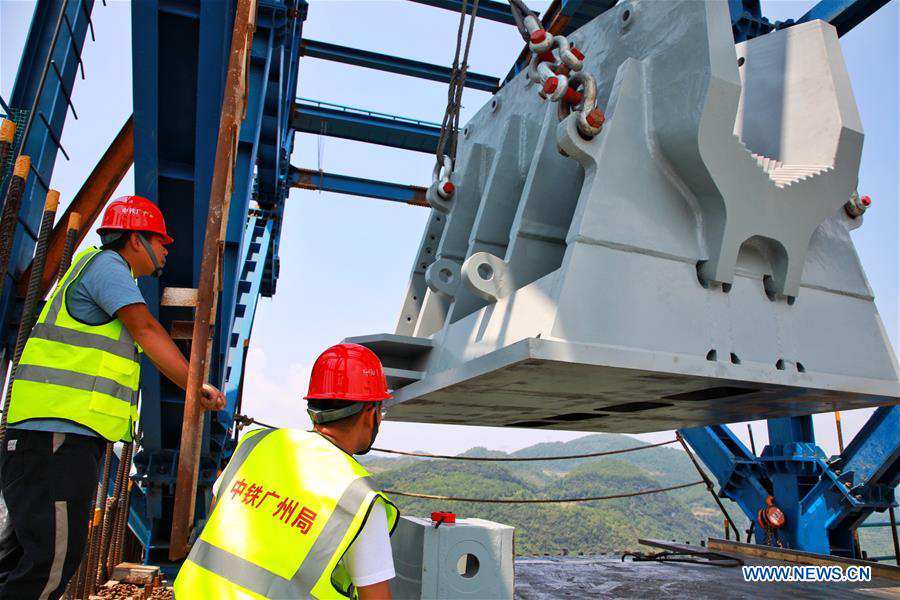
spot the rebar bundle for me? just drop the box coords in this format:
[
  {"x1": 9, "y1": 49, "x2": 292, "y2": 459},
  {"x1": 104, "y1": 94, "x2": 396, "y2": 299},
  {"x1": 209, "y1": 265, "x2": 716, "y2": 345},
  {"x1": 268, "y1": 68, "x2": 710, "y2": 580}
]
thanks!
[{"x1": 0, "y1": 187, "x2": 57, "y2": 439}]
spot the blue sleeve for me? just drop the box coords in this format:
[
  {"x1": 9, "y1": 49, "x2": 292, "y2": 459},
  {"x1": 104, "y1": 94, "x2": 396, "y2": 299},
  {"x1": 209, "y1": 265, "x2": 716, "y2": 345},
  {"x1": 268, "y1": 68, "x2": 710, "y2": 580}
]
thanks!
[{"x1": 70, "y1": 251, "x2": 146, "y2": 322}]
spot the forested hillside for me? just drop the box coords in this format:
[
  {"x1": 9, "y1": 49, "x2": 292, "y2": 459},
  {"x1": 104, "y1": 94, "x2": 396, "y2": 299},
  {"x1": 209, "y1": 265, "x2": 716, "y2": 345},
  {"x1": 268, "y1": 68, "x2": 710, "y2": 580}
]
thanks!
[{"x1": 364, "y1": 433, "x2": 897, "y2": 559}]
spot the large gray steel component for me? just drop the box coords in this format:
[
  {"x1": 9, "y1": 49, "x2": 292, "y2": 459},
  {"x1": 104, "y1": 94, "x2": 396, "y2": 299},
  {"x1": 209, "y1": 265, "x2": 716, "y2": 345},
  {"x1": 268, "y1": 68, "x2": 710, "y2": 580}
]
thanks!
[{"x1": 351, "y1": 1, "x2": 899, "y2": 433}]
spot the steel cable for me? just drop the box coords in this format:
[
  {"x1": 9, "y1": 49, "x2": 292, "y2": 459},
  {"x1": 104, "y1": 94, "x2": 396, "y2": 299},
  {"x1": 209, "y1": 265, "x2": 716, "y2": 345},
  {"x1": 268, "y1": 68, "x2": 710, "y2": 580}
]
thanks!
[
  {"x1": 384, "y1": 480, "x2": 705, "y2": 504},
  {"x1": 370, "y1": 439, "x2": 679, "y2": 461}
]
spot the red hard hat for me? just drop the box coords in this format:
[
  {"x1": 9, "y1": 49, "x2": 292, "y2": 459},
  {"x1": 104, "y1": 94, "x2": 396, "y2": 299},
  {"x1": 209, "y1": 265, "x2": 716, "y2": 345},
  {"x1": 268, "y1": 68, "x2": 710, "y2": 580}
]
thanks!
[
  {"x1": 305, "y1": 343, "x2": 391, "y2": 402},
  {"x1": 98, "y1": 196, "x2": 173, "y2": 244}
]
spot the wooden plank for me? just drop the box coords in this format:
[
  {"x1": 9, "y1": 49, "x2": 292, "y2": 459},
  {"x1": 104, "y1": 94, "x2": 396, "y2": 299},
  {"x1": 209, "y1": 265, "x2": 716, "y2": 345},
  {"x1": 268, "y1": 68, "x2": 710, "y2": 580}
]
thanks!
[
  {"x1": 161, "y1": 287, "x2": 198, "y2": 307},
  {"x1": 111, "y1": 562, "x2": 160, "y2": 585},
  {"x1": 708, "y1": 538, "x2": 900, "y2": 581}
]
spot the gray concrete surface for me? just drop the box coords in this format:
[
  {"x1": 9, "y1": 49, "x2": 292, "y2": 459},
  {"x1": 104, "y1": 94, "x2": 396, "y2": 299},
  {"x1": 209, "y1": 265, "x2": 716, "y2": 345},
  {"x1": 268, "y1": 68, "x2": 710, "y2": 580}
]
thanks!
[{"x1": 514, "y1": 556, "x2": 900, "y2": 599}]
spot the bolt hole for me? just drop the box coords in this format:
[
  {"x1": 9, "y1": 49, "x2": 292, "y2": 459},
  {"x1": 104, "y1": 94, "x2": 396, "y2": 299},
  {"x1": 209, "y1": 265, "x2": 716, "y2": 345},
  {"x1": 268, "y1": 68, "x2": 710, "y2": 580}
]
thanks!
[
  {"x1": 406, "y1": 316, "x2": 412, "y2": 322},
  {"x1": 722, "y1": 282, "x2": 732, "y2": 293},
  {"x1": 412, "y1": 296, "x2": 418, "y2": 301},
  {"x1": 737, "y1": 57, "x2": 745, "y2": 67},
  {"x1": 730, "y1": 353, "x2": 741, "y2": 365},
  {"x1": 425, "y1": 247, "x2": 432, "y2": 254},
  {"x1": 796, "y1": 362, "x2": 805, "y2": 373},
  {"x1": 706, "y1": 349, "x2": 717, "y2": 361},
  {"x1": 435, "y1": 217, "x2": 442, "y2": 223},
  {"x1": 430, "y1": 235, "x2": 436, "y2": 241},
  {"x1": 439, "y1": 268, "x2": 454, "y2": 284},
  {"x1": 776, "y1": 359, "x2": 785, "y2": 370},
  {"x1": 787, "y1": 296, "x2": 796, "y2": 306},
  {"x1": 456, "y1": 553, "x2": 480, "y2": 578},
  {"x1": 477, "y1": 263, "x2": 494, "y2": 281},
  {"x1": 763, "y1": 275, "x2": 776, "y2": 301},
  {"x1": 420, "y1": 263, "x2": 427, "y2": 269},
  {"x1": 622, "y1": 9, "x2": 630, "y2": 22}
]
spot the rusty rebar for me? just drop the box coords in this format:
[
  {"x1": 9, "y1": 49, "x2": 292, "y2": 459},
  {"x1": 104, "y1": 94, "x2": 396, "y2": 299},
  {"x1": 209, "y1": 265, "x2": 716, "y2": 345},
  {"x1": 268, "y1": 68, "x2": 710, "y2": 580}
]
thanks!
[
  {"x1": 170, "y1": 0, "x2": 257, "y2": 560},
  {"x1": 57, "y1": 212, "x2": 81, "y2": 282},
  {"x1": 81, "y1": 443, "x2": 112, "y2": 598},
  {"x1": 110, "y1": 441, "x2": 134, "y2": 570},
  {"x1": 96, "y1": 447, "x2": 128, "y2": 588},
  {"x1": 0, "y1": 119, "x2": 15, "y2": 173},
  {"x1": 0, "y1": 156, "x2": 30, "y2": 285},
  {"x1": 0, "y1": 188, "x2": 58, "y2": 439}
]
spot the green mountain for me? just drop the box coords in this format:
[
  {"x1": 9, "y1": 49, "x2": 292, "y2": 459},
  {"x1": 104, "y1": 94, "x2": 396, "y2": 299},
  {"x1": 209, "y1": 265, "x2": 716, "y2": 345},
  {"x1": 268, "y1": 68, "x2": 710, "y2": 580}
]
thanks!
[
  {"x1": 364, "y1": 433, "x2": 898, "y2": 560},
  {"x1": 364, "y1": 434, "x2": 728, "y2": 555}
]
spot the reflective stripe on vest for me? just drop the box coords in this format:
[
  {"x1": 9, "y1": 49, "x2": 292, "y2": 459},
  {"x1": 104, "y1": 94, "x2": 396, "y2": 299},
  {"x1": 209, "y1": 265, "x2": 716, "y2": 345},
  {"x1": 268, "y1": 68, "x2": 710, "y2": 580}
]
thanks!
[
  {"x1": 8, "y1": 248, "x2": 141, "y2": 442},
  {"x1": 175, "y1": 429, "x2": 398, "y2": 599}
]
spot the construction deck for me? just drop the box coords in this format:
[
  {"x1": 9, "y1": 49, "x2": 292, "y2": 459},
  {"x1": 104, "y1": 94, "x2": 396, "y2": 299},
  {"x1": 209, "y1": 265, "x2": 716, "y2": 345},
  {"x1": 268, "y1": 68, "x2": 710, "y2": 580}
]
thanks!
[{"x1": 514, "y1": 556, "x2": 899, "y2": 599}]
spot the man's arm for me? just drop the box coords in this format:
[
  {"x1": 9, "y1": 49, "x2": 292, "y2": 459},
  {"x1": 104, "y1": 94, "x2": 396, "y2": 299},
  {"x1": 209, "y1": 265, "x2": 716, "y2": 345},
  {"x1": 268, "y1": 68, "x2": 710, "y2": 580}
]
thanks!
[
  {"x1": 357, "y1": 581, "x2": 391, "y2": 600},
  {"x1": 117, "y1": 303, "x2": 224, "y2": 409}
]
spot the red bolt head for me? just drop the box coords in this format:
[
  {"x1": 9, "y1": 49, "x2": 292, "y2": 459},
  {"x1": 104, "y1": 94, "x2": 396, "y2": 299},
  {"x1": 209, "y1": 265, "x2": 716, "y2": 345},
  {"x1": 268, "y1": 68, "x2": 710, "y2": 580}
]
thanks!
[
  {"x1": 530, "y1": 29, "x2": 547, "y2": 44},
  {"x1": 861, "y1": 195, "x2": 871, "y2": 206},
  {"x1": 442, "y1": 181, "x2": 455, "y2": 195},
  {"x1": 586, "y1": 109, "x2": 606, "y2": 128},
  {"x1": 571, "y1": 47, "x2": 585, "y2": 61},
  {"x1": 543, "y1": 77, "x2": 559, "y2": 95}
]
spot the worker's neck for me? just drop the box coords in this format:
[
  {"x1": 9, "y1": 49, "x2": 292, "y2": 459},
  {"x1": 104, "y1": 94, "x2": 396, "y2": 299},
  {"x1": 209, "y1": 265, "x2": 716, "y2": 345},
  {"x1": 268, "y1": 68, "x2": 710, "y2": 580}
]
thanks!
[
  {"x1": 115, "y1": 247, "x2": 142, "y2": 277},
  {"x1": 314, "y1": 426, "x2": 358, "y2": 455}
]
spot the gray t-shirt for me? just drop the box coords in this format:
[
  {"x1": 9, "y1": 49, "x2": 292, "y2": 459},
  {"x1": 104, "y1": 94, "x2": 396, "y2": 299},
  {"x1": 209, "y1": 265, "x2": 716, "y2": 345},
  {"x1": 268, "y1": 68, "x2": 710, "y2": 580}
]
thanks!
[{"x1": 11, "y1": 250, "x2": 146, "y2": 437}]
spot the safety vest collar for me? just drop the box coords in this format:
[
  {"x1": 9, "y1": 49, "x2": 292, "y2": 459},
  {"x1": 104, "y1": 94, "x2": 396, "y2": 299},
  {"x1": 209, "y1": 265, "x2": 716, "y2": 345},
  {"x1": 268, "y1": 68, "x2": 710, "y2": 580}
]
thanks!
[{"x1": 187, "y1": 475, "x2": 380, "y2": 598}]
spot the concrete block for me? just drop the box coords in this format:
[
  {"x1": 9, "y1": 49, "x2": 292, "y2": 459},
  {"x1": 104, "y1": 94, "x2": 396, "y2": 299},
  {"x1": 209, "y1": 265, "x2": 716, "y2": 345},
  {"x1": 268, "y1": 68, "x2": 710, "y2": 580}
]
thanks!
[{"x1": 390, "y1": 516, "x2": 514, "y2": 599}]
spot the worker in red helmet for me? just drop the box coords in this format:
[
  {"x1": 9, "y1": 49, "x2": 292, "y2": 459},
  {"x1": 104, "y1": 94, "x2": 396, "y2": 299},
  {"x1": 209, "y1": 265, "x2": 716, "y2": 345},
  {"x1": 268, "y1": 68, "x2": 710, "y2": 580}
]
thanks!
[
  {"x1": 175, "y1": 343, "x2": 399, "y2": 600},
  {"x1": 0, "y1": 196, "x2": 225, "y2": 600}
]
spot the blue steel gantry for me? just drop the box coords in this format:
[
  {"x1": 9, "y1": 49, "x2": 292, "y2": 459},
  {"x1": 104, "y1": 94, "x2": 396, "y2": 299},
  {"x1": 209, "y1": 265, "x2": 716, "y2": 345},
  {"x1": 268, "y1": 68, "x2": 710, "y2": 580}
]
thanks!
[{"x1": 0, "y1": 0, "x2": 896, "y2": 565}]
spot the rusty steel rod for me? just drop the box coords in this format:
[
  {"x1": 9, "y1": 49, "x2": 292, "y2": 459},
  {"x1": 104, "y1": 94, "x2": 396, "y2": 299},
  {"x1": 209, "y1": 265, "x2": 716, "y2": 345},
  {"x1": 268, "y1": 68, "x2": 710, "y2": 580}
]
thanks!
[
  {"x1": 0, "y1": 188, "x2": 58, "y2": 439},
  {"x1": 169, "y1": 0, "x2": 257, "y2": 560},
  {"x1": 81, "y1": 443, "x2": 112, "y2": 598},
  {"x1": 0, "y1": 119, "x2": 15, "y2": 171},
  {"x1": 19, "y1": 116, "x2": 133, "y2": 299},
  {"x1": 57, "y1": 212, "x2": 81, "y2": 282},
  {"x1": 0, "y1": 156, "x2": 30, "y2": 283}
]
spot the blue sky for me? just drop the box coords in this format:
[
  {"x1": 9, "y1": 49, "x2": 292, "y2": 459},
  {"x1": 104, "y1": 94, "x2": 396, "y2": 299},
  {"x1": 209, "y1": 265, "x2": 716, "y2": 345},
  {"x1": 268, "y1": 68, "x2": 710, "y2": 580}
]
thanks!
[{"x1": 1, "y1": 1, "x2": 897, "y2": 456}]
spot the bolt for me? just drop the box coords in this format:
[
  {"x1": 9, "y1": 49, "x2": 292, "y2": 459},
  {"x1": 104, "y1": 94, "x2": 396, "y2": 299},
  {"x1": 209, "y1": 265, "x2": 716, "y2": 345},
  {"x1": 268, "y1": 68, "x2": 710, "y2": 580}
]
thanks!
[
  {"x1": 861, "y1": 195, "x2": 871, "y2": 206},
  {"x1": 530, "y1": 29, "x2": 547, "y2": 44},
  {"x1": 586, "y1": 109, "x2": 606, "y2": 129},
  {"x1": 442, "y1": 181, "x2": 455, "y2": 195},
  {"x1": 543, "y1": 77, "x2": 559, "y2": 95}
]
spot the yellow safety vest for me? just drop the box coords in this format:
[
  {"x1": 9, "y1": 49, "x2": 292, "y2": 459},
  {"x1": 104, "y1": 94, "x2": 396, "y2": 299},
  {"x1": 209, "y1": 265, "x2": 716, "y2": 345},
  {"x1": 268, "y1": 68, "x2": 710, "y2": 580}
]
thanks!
[
  {"x1": 8, "y1": 248, "x2": 141, "y2": 442},
  {"x1": 174, "y1": 429, "x2": 399, "y2": 599}
]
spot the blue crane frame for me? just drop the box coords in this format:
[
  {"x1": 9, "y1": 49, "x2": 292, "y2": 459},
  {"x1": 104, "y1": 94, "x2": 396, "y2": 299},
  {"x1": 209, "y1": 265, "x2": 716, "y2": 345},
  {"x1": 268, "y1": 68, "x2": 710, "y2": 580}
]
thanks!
[{"x1": 0, "y1": 0, "x2": 894, "y2": 564}]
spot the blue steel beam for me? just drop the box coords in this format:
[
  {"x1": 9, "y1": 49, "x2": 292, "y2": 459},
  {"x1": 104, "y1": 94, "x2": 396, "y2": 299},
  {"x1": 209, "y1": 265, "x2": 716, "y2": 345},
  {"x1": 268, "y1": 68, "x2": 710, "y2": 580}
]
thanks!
[
  {"x1": 220, "y1": 216, "x2": 272, "y2": 438},
  {"x1": 0, "y1": 0, "x2": 94, "y2": 364},
  {"x1": 406, "y1": 0, "x2": 533, "y2": 25},
  {"x1": 795, "y1": 0, "x2": 891, "y2": 36},
  {"x1": 289, "y1": 167, "x2": 428, "y2": 206},
  {"x1": 300, "y1": 39, "x2": 499, "y2": 92},
  {"x1": 291, "y1": 98, "x2": 440, "y2": 154},
  {"x1": 682, "y1": 407, "x2": 900, "y2": 557},
  {"x1": 130, "y1": 0, "x2": 304, "y2": 563}
]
